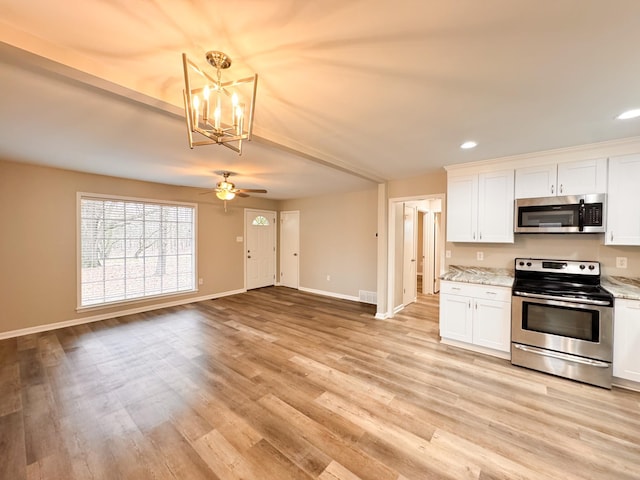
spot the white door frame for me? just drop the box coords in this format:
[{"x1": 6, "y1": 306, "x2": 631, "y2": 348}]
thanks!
[
  {"x1": 387, "y1": 193, "x2": 446, "y2": 318},
  {"x1": 244, "y1": 208, "x2": 277, "y2": 290}
]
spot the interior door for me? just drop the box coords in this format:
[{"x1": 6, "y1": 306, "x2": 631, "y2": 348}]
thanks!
[
  {"x1": 245, "y1": 209, "x2": 276, "y2": 290},
  {"x1": 280, "y1": 211, "x2": 300, "y2": 289},
  {"x1": 433, "y1": 211, "x2": 441, "y2": 293},
  {"x1": 402, "y1": 205, "x2": 417, "y2": 306}
]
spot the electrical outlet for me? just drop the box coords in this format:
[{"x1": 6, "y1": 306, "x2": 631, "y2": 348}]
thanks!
[
  {"x1": 445, "y1": 250, "x2": 452, "y2": 258},
  {"x1": 326, "y1": 274, "x2": 331, "y2": 281},
  {"x1": 616, "y1": 257, "x2": 628, "y2": 269},
  {"x1": 198, "y1": 278, "x2": 204, "y2": 285},
  {"x1": 477, "y1": 251, "x2": 484, "y2": 261}
]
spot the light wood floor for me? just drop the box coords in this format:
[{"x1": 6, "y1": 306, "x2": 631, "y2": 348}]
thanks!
[{"x1": 1, "y1": 287, "x2": 639, "y2": 479}]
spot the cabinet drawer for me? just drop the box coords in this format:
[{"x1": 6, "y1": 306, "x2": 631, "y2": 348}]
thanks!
[
  {"x1": 440, "y1": 281, "x2": 511, "y2": 302},
  {"x1": 470, "y1": 285, "x2": 512, "y2": 302},
  {"x1": 440, "y1": 281, "x2": 470, "y2": 296}
]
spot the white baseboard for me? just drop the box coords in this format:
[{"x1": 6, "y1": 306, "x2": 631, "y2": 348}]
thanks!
[
  {"x1": 298, "y1": 286, "x2": 359, "y2": 303},
  {"x1": 0, "y1": 288, "x2": 246, "y2": 340},
  {"x1": 374, "y1": 312, "x2": 388, "y2": 320}
]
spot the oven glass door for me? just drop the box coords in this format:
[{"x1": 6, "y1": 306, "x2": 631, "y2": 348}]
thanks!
[
  {"x1": 522, "y1": 302, "x2": 599, "y2": 341},
  {"x1": 512, "y1": 296, "x2": 613, "y2": 361}
]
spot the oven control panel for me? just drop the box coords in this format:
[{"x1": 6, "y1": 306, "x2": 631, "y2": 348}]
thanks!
[{"x1": 514, "y1": 258, "x2": 600, "y2": 275}]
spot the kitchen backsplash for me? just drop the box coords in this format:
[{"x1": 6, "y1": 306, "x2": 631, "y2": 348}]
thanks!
[{"x1": 446, "y1": 234, "x2": 640, "y2": 277}]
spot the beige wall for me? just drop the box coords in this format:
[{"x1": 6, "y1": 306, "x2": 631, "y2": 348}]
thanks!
[
  {"x1": 0, "y1": 159, "x2": 278, "y2": 335},
  {"x1": 387, "y1": 169, "x2": 447, "y2": 199},
  {"x1": 280, "y1": 188, "x2": 378, "y2": 298}
]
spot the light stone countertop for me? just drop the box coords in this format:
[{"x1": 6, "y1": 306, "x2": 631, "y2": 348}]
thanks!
[
  {"x1": 440, "y1": 265, "x2": 514, "y2": 288},
  {"x1": 602, "y1": 276, "x2": 640, "y2": 301}
]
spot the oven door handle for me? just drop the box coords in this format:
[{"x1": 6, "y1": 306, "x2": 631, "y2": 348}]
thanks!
[
  {"x1": 513, "y1": 344, "x2": 610, "y2": 368},
  {"x1": 512, "y1": 291, "x2": 611, "y2": 306}
]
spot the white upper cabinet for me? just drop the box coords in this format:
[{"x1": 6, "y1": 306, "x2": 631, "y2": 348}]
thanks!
[
  {"x1": 447, "y1": 174, "x2": 478, "y2": 242},
  {"x1": 515, "y1": 158, "x2": 607, "y2": 199},
  {"x1": 477, "y1": 170, "x2": 515, "y2": 243},
  {"x1": 606, "y1": 154, "x2": 640, "y2": 245},
  {"x1": 447, "y1": 169, "x2": 514, "y2": 243},
  {"x1": 514, "y1": 164, "x2": 556, "y2": 198}
]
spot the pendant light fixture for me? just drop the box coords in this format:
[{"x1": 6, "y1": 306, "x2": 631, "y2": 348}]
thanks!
[{"x1": 182, "y1": 51, "x2": 258, "y2": 154}]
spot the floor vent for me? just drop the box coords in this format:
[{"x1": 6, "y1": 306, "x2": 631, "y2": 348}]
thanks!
[{"x1": 358, "y1": 290, "x2": 377, "y2": 304}]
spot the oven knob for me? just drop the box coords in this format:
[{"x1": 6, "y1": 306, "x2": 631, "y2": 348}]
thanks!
[
  {"x1": 526, "y1": 262, "x2": 532, "y2": 267},
  {"x1": 588, "y1": 265, "x2": 595, "y2": 270},
  {"x1": 519, "y1": 261, "x2": 525, "y2": 266},
  {"x1": 579, "y1": 264, "x2": 586, "y2": 270}
]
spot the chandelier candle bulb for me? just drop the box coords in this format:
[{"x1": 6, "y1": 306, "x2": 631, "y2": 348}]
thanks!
[
  {"x1": 214, "y1": 105, "x2": 221, "y2": 130},
  {"x1": 192, "y1": 95, "x2": 199, "y2": 128},
  {"x1": 203, "y1": 85, "x2": 210, "y2": 122}
]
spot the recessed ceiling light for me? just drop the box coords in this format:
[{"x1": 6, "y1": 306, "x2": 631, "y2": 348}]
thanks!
[
  {"x1": 460, "y1": 141, "x2": 477, "y2": 149},
  {"x1": 617, "y1": 109, "x2": 640, "y2": 120}
]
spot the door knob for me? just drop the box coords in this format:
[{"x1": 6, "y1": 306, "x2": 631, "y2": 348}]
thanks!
[
  {"x1": 293, "y1": 253, "x2": 298, "y2": 256},
  {"x1": 248, "y1": 255, "x2": 251, "y2": 258}
]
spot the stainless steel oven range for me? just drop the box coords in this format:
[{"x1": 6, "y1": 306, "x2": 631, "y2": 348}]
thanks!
[{"x1": 511, "y1": 258, "x2": 614, "y2": 389}]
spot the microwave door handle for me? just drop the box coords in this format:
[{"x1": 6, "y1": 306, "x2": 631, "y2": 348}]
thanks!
[{"x1": 578, "y1": 199, "x2": 585, "y2": 232}]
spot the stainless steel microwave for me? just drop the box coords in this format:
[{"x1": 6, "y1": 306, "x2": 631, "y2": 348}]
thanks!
[{"x1": 514, "y1": 194, "x2": 606, "y2": 233}]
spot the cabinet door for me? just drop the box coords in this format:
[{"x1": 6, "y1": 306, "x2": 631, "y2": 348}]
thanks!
[
  {"x1": 477, "y1": 169, "x2": 514, "y2": 243},
  {"x1": 446, "y1": 175, "x2": 478, "y2": 242},
  {"x1": 606, "y1": 154, "x2": 640, "y2": 245},
  {"x1": 472, "y1": 298, "x2": 511, "y2": 352},
  {"x1": 557, "y1": 158, "x2": 607, "y2": 196},
  {"x1": 613, "y1": 299, "x2": 640, "y2": 382},
  {"x1": 439, "y1": 293, "x2": 473, "y2": 343},
  {"x1": 515, "y1": 164, "x2": 556, "y2": 198}
]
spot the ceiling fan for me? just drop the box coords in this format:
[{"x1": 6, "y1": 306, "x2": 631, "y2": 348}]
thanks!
[{"x1": 201, "y1": 172, "x2": 267, "y2": 208}]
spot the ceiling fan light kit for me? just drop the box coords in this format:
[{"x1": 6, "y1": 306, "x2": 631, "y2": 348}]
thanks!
[
  {"x1": 203, "y1": 172, "x2": 268, "y2": 206},
  {"x1": 182, "y1": 51, "x2": 258, "y2": 154}
]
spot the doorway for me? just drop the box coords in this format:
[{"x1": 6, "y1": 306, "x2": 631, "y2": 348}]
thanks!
[
  {"x1": 387, "y1": 194, "x2": 445, "y2": 317},
  {"x1": 245, "y1": 209, "x2": 277, "y2": 290},
  {"x1": 420, "y1": 200, "x2": 443, "y2": 295}
]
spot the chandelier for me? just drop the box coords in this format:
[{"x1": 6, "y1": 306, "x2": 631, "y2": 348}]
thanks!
[{"x1": 182, "y1": 51, "x2": 258, "y2": 154}]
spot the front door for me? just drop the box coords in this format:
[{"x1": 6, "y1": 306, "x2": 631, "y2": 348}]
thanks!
[
  {"x1": 245, "y1": 209, "x2": 276, "y2": 290},
  {"x1": 280, "y1": 211, "x2": 300, "y2": 289}
]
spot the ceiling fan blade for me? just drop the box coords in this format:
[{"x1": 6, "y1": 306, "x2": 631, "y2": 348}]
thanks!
[
  {"x1": 237, "y1": 189, "x2": 268, "y2": 194},
  {"x1": 236, "y1": 192, "x2": 250, "y2": 198},
  {"x1": 199, "y1": 189, "x2": 217, "y2": 195}
]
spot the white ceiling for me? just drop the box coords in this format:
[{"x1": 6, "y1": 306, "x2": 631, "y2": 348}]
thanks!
[{"x1": 1, "y1": 1, "x2": 640, "y2": 199}]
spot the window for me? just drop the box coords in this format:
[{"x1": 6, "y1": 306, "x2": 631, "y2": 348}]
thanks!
[
  {"x1": 78, "y1": 194, "x2": 196, "y2": 308},
  {"x1": 252, "y1": 215, "x2": 270, "y2": 226}
]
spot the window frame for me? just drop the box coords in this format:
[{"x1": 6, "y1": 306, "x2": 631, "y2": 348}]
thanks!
[{"x1": 76, "y1": 192, "x2": 198, "y2": 311}]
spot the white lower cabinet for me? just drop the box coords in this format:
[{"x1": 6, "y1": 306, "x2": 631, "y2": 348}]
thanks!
[
  {"x1": 613, "y1": 299, "x2": 640, "y2": 383},
  {"x1": 439, "y1": 280, "x2": 511, "y2": 357}
]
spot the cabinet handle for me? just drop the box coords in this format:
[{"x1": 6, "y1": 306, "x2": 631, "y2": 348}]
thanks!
[
  {"x1": 560, "y1": 184, "x2": 563, "y2": 194},
  {"x1": 610, "y1": 231, "x2": 614, "y2": 242},
  {"x1": 485, "y1": 291, "x2": 497, "y2": 295},
  {"x1": 479, "y1": 232, "x2": 482, "y2": 240},
  {"x1": 473, "y1": 232, "x2": 476, "y2": 240},
  {"x1": 551, "y1": 185, "x2": 554, "y2": 195},
  {"x1": 475, "y1": 302, "x2": 477, "y2": 310},
  {"x1": 452, "y1": 287, "x2": 461, "y2": 291},
  {"x1": 468, "y1": 300, "x2": 471, "y2": 309}
]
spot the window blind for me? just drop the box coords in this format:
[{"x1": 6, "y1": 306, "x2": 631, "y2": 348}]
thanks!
[{"x1": 79, "y1": 195, "x2": 196, "y2": 307}]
